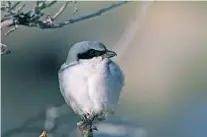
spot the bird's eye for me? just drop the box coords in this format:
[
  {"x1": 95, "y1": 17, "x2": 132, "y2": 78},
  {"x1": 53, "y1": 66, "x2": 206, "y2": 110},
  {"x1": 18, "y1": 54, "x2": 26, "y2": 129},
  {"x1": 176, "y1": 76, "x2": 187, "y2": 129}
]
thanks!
[{"x1": 89, "y1": 49, "x2": 96, "y2": 55}]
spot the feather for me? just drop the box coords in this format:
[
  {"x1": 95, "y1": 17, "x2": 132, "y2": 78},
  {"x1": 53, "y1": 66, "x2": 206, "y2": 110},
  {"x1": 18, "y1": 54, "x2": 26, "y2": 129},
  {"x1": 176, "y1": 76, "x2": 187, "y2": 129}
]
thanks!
[{"x1": 58, "y1": 57, "x2": 124, "y2": 118}]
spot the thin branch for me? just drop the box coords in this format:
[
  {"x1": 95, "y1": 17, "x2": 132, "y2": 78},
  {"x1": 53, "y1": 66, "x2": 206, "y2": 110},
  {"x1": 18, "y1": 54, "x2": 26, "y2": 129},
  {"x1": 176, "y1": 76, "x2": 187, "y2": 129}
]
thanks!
[
  {"x1": 51, "y1": 1, "x2": 69, "y2": 21},
  {"x1": 7, "y1": 1, "x2": 11, "y2": 8},
  {"x1": 10, "y1": 1, "x2": 21, "y2": 10},
  {"x1": 43, "y1": 1, "x2": 70, "y2": 24},
  {"x1": 1, "y1": 43, "x2": 11, "y2": 55},
  {"x1": 5, "y1": 22, "x2": 18, "y2": 36},
  {"x1": 72, "y1": 1, "x2": 78, "y2": 16},
  {"x1": 17, "y1": 3, "x2": 26, "y2": 12},
  {"x1": 1, "y1": 1, "x2": 18, "y2": 14},
  {"x1": 1, "y1": 1, "x2": 129, "y2": 57},
  {"x1": 35, "y1": 1, "x2": 57, "y2": 11},
  {"x1": 42, "y1": 1, "x2": 129, "y2": 28},
  {"x1": 1, "y1": 16, "x2": 12, "y2": 22},
  {"x1": 0, "y1": 20, "x2": 14, "y2": 28},
  {"x1": 0, "y1": 1, "x2": 128, "y2": 29}
]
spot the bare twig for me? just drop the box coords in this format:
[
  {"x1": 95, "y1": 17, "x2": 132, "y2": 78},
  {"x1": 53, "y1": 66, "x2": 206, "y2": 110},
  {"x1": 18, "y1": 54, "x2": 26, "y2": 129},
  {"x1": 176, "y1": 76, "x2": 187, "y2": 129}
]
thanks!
[
  {"x1": 1, "y1": 1, "x2": 128, "y2": 29},
  {"x1": 5, "y1": 22, "x2": 18, "y2": 36},
  {"x1": 10, "y1": 1, "x2": 21, "y2": 10},
  {"x1": 35, "y1": 1, "x2": 57, "y2": 11},
  {"x1": 1, "y1": 16, "x2": 11, "y2": 22},
  {"x1": 17, "y1": 3, "x2": 26, "y2": 12},
  {"x1": 43, "y1": 1, "x2": 70, "y2": 24},
  {"x1": 52, "y1": 1, "x2": 69, "y2": 20},
  {"x1": 72, "y1": 1, "x2": 78, "y2": 16},
  {"x1": 1, "y1": 1, "x2": 18, "y2": 14},
  {"x1": 41, "y1": 1, "x2": 128, "y2": 28},
  {"x1": 0, "y1": 19, "x2": 13, "y2": 28},
  {"x1": 1, "y1": 1, "x2": 129, "y2": 55},
  {"x1": 1, "y1": 43, "x2": 11, "y2": 55}
]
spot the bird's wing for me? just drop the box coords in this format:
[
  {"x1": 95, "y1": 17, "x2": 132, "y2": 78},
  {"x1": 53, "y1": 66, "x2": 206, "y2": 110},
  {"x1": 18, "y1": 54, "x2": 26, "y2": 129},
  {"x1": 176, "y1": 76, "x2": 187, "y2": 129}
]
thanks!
[
  {"x1": 88, "y1": 60, "x2": 125, "y2": 114},
  {"x1": 107, "y1": 61, "x2": 125, "y2": 106},
  {"x1": 58, "y1": 63, "x2": 94, "y2": 115}
]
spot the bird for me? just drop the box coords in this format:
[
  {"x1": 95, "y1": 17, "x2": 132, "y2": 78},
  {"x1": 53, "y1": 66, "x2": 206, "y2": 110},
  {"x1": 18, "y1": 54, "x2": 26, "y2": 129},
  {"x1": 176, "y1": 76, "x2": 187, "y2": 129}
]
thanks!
[{"x1": 58, "y1": 41, "x2": 125, "y2": 129}]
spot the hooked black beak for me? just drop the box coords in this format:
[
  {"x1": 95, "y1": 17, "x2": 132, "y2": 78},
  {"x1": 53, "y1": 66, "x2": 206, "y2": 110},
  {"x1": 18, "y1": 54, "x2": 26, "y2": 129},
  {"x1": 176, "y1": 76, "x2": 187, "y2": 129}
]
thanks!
[{"x1": 103, "y1": 50, "x2": 117, "y2": 58}]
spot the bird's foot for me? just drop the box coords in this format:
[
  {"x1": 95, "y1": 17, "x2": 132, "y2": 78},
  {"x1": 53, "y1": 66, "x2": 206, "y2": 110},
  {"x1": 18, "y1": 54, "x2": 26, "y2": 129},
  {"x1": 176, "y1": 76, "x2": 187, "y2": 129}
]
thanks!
[
  {"x1": 77, "y1": 113, "x2": 99, "y2": 136},
  {"x1": 86, "y1": 113, "x2": 90, "y2": 119},
  {"x1": 78, "y1": 113, "x2": 92, "y2": 129},
  {"x1": 77, "y1": 120, "x2": 87, "y2": 133},
  {"x1": 77, "y1": 119, "x2": 94, "y2": 137},
  {"x1": 80, "y1": 113, "x2": 90, "y2": 123},
  {"x1": 77, "y1": 120, "x2": 84, "y2": 127}
]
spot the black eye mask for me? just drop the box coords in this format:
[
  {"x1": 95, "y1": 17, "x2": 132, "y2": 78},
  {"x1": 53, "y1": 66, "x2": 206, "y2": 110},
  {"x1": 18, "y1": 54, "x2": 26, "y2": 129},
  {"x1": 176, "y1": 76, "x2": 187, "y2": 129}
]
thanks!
[{"x1": 78, "y1": 49, "x2": 106, "y2": 59}]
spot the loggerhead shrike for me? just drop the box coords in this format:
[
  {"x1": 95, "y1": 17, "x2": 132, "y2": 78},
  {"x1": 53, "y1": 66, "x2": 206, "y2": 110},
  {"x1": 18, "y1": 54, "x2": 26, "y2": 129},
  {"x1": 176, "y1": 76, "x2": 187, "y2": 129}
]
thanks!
[{"x1": 58, "y1": 41, "x2": 125, "y2": 130}]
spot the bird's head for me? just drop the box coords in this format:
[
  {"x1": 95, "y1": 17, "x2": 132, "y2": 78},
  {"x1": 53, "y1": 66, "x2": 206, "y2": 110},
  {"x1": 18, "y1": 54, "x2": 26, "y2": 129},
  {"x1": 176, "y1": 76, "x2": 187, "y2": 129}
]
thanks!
[{"x1": 65, "y1": 41, "x2": 117, "y2": 65}]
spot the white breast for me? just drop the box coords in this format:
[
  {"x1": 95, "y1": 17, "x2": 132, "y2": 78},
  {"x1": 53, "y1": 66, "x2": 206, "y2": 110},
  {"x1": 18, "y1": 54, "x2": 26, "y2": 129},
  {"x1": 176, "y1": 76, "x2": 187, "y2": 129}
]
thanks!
[{"x1": 58, "y1": 57, "x2": 124, "y2": 116}]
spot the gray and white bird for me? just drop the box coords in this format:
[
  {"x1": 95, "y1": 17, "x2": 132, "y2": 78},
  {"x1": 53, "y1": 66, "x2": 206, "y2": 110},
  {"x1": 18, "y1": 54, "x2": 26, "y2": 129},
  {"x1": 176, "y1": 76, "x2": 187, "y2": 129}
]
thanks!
[{"x1": 58, "y1": 41, "x2": 124, "y2": 125}]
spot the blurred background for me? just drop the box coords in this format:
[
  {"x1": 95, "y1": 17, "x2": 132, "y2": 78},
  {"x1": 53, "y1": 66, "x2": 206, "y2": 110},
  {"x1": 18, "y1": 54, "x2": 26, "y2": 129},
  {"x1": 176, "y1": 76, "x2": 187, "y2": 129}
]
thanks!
[{"x1": 1, "y1": 1, "x2": 207, "y2": 137}]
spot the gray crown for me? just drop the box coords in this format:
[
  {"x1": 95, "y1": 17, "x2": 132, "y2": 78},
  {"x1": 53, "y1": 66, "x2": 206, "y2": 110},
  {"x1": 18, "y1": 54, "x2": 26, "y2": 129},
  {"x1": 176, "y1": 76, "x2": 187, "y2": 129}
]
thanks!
[{"x1": 66, "y1": 41, "x2": 107, "y2": 64}]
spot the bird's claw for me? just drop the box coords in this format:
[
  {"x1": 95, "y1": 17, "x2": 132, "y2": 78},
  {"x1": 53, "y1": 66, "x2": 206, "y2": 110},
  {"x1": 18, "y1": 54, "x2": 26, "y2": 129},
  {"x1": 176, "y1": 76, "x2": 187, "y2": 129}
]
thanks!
[
  {"x1": 77, "y1": 120, "x2": 84, "y2": 126},
  {"x1": 77, "y1": 113, "x2": 99, "y2": 136},
  {"x1": 80, "y1": 114, "x2": 89, "y2": 123}
]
